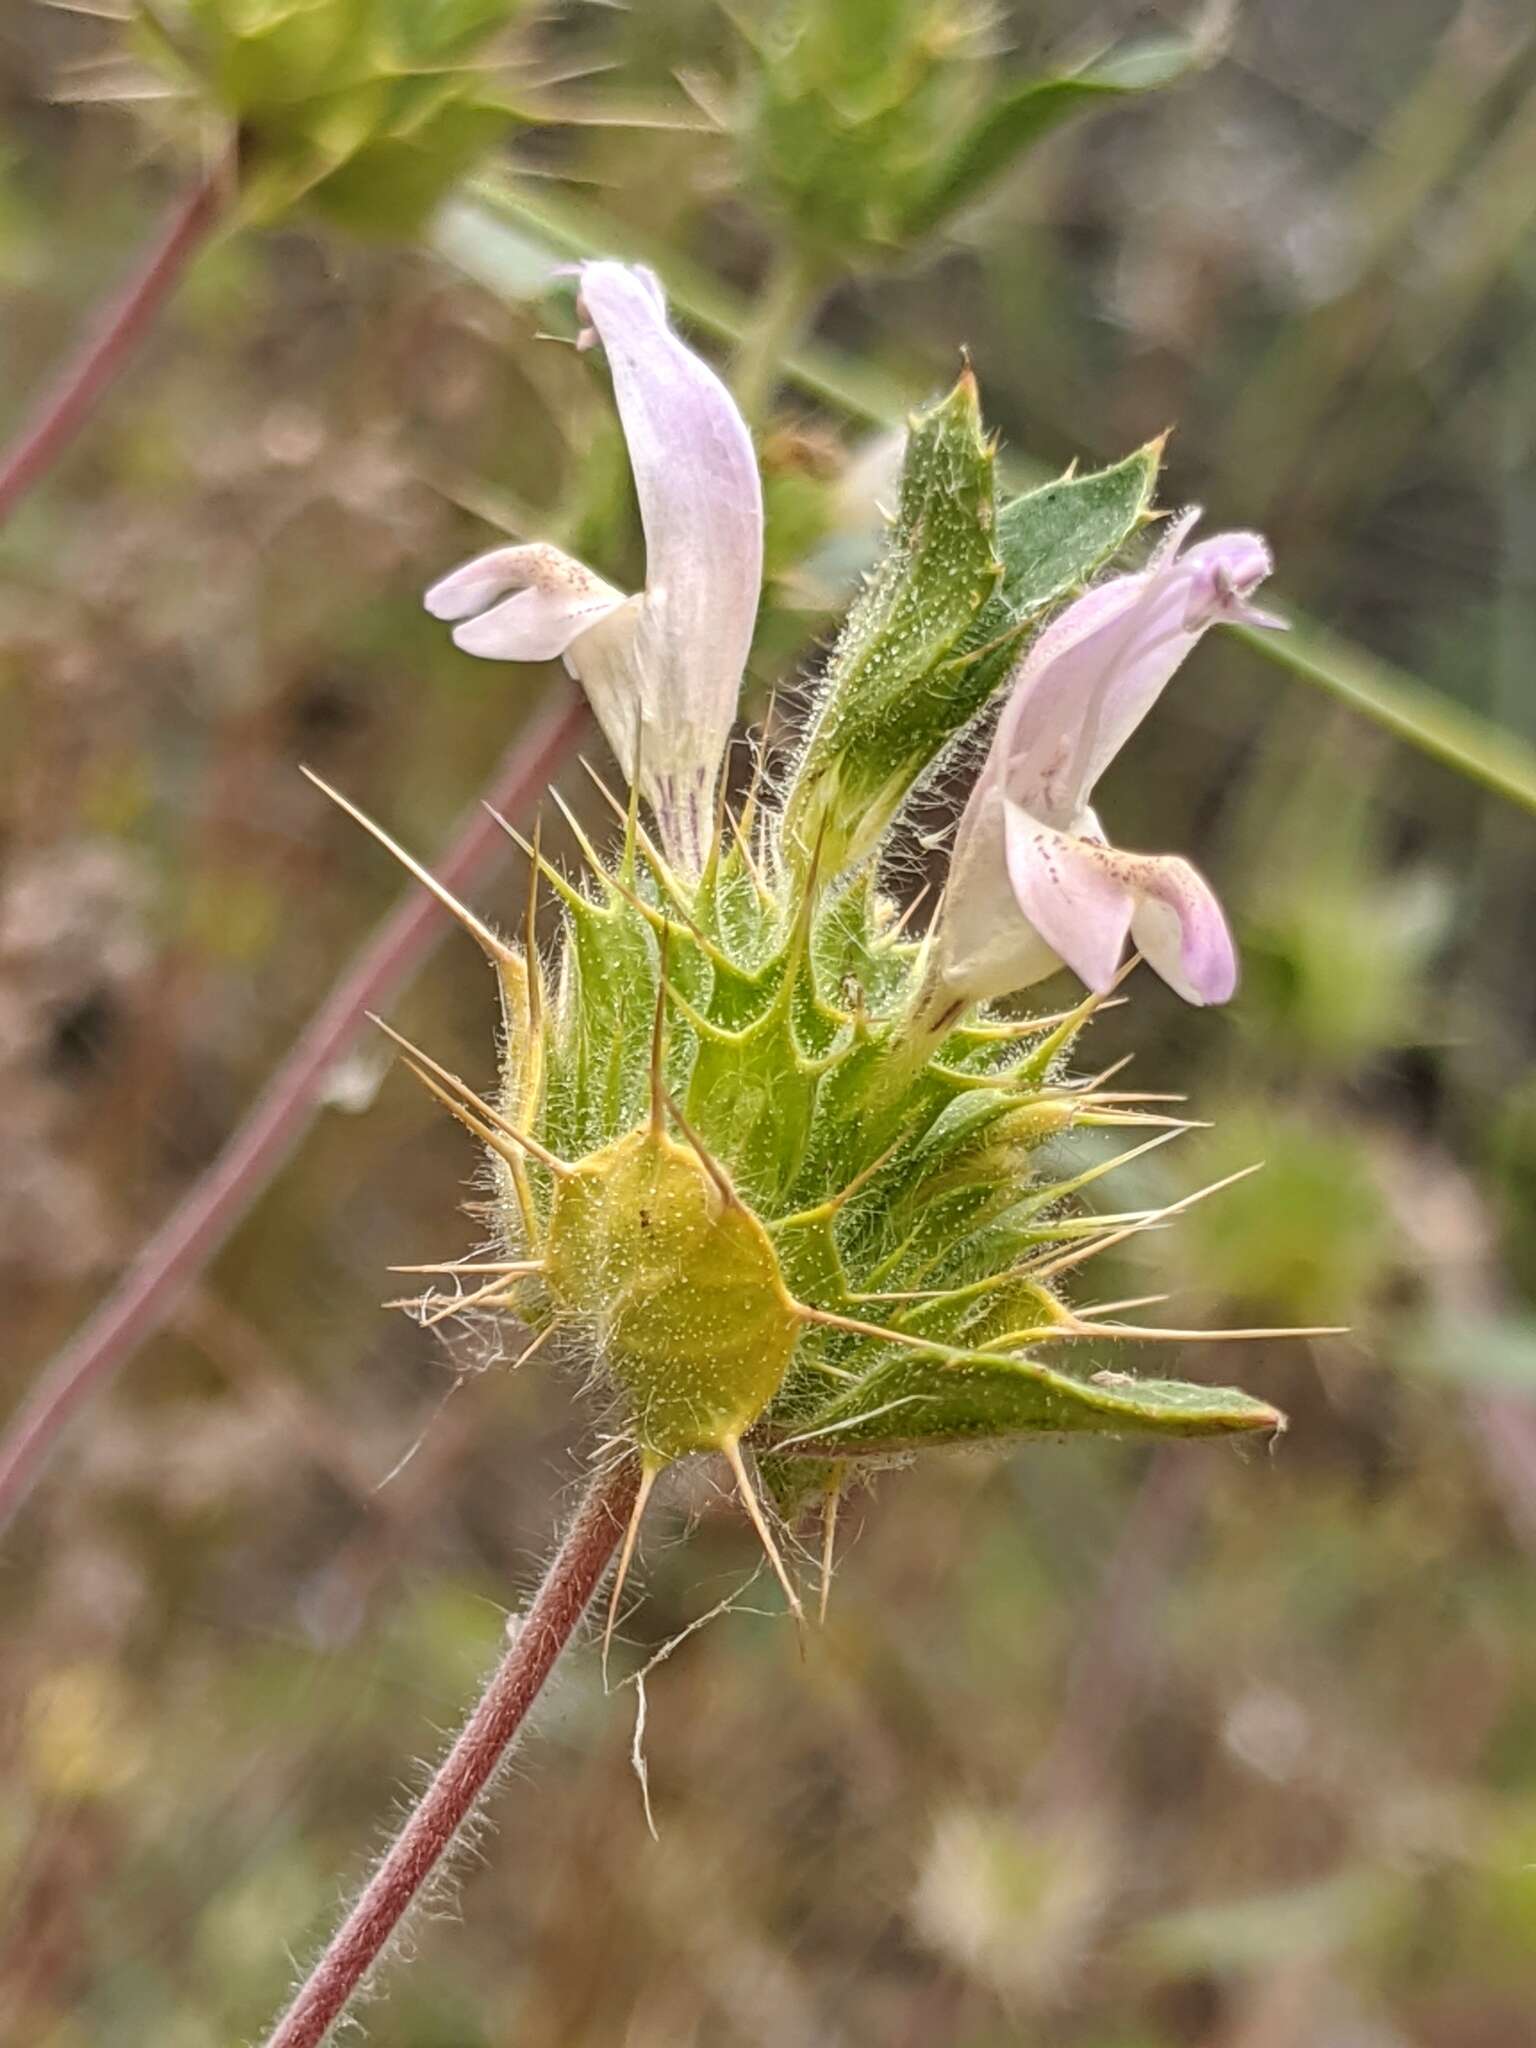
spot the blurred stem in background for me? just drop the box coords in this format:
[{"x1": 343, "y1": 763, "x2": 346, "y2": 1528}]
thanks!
[
  {"x1": 8, "y1": 41, "x2": 1536, "y2": 1542},
  {"x1": 0, "y1": 0, "x2": 1219, "y2": 1535},
  {"x1": 0, "y1": 690, "x2": 588, "y2": 1536},
  {"x1": 0, "y1": 148, "x2": 230, "y2": 528},
  {"x1": 6, "y1": 5, "x2": 1536, "y2": 2039},
  {"x1": 1, "y1": 0, "x2": 1530, "y2": 1572}
]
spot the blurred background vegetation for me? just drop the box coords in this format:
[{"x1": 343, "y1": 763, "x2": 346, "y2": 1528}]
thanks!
[{"x1": 4, "y1": 1, "x2": 1536, "y2": 2042}]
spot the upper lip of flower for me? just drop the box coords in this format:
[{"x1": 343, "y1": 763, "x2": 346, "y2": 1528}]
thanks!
[
  {"x1": 992, "y1": 508, "x2": 1281, "y2": 835},
  {"x1": 932, "y1": 510, "x2": 1284, "y2": 1011},
  {"x1": 423, "y1": 260, "x2": 763, "y2": 873}
]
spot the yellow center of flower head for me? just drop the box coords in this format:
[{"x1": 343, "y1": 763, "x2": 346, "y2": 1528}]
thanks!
[{"x1": 541, "y1": 1126, "x2": 802, "y2": 1465}]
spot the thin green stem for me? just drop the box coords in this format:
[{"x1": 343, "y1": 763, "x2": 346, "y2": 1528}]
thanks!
[{"x1": 730, "y1": 243, "x2": 824, "y2": 430}]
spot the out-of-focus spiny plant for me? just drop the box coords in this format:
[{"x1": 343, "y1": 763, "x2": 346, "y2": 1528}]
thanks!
[
  {"x1": 723, "y1": 0, "x2": 1211, "y2": 421},
  {"x1": 743, "y1": 0, "x2": 1205, "y2": 269},
  {"x1": 319, "y1": 262, "x2": 1315, "y2": 1642},
  {"x1": 126, "y1": 0, "x2": 534, "y2": 231}
]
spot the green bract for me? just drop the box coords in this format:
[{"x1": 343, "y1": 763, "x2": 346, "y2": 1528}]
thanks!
[
  {"x1": 484, "y1": 784, "x2": 1281, "y2": 1519},
  {"x1": 784, "y1": 372, "x2": 1161, "y2": 872}
]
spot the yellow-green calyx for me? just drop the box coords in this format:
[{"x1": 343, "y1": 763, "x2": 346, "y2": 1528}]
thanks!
[{"x1": 543, "y1": 1127, "x2": 801, "y2": 1465}]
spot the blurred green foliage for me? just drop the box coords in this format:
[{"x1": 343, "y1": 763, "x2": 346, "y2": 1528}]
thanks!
[
  {"x1": 745, "y1": 0, "x2": 1202, "y2": 265},
  {"x1": 3, "y1": 0, "x2": 1536, "y2": 2043},
  {"x1": 136, "y1": 0, "x2": 530, "y2": 229}
]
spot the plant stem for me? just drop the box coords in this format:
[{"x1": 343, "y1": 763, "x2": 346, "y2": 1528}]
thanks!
[
  {"x1": 262, "y1": 1456, "x2": 641, "y2": 2048},
  {"x1": 0, "y1": 150, "x2": 231, "y2": 528},
  {"x1": 730, "y1": 243, "x2": 823, "y2": 431},
  {"x1": 0, "y1": 690, "x2": 590, "y2": 1539}
]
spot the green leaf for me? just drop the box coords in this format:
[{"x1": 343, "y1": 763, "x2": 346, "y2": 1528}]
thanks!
[
  {"x1": 155, "y1": 0, "x2": 528, "y2": 236},
  {"x1": 994, "y1": 440, "x2": 1162, "y2": 612},
  {"x1": 903, "y1": 33, "x2": 1204, "y2": 239},
  {"x1": 769, "y1": 1345, "x2": 1283, "y2": 1456},
  {"x1": 943, "y1": 438, "x2": 1163, "y2": 706},
  {"x1": 538, "y1": 891, "x2": 657, "y2": 1160},
  {"x1": 308, "y1": 99, "x2": 519, "y2": 237},
  {"x1": 744, "y1": 0, "x2": 976, "y2": 264},
  {"x1": 1235, "y1": 615, "x2": 1536, "y2": 818},
  {"x1": 782, "y1": 369, "x2": 1000, "y2": 872},
  {"x1": 1129, "y1": 1873, "x2": 1393, "y2": 1973},
  {"x1": 783, "y1": 435, "x2": 1161, "y2": 881}
]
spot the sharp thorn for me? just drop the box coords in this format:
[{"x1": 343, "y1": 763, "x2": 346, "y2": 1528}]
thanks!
[
  {"x1": 649, "y1": 927, "x2": 670, "y2": 1137},
  {"x1": 415, "y1": 1272, "x2": 531, "y2": 1326},
  {"x1": 302, "y1": 768, "x2": 515, "y2": 965},
  {"x1": 887, "y1": 882, "x2": 933, "y2": 942},
  {"x1": 369, "y1": 1015, "x2": 571, "y2": 1175},
  {"x1": 388, "y1": 1260, "x2": 543, "y2": 1276},
  {"x1": 1065, "y1": 1318, "x2": 1349, "y2": 1343},
  {"x1": 818, "y1": 1476, "x2": 842, "y2": 1628},
  {"x1": 660, "y1": 1086, "x2": 739, "y2": 1209},
  {"x1": 511, "y1": 1319, "x2": 563, "y2": 1369},
  {"x1": 524, "y1": 812, "x2": 544, "y2": 1036},
  {"x1": 604, "y1": 1459, "x2": 659, "y2": 1687},
  {"x1": 721, "y1": 1436, "x2": 804, "y2": 1644}
]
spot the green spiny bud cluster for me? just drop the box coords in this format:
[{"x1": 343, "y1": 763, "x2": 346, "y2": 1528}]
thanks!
[{"x1": 354, "y1": 366, "x2": 1287, "y2": 1627}]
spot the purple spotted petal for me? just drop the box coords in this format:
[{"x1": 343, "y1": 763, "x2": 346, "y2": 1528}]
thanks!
[
  {"x1": 927, "y1": 784, "x2": 1063, "y2": 1006},
  {"x1": 1001, "y1": 805, "x2": 1135, "y2": 994},
  {"x1": 1001, "y1": 806, "x2": 1236, "y2": 1005},
  {"x1": 1129, "y1": 860, "x2": 1238, "y2": 1006},
  {"x1": 425, "y1": 544, "x2": 627, "y2": 660}
]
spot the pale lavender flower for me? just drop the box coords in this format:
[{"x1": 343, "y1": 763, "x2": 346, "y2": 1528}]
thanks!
[
  {"x1": 929, "y1": 511, "x2": 1283, "y2": 1010},
  {"x1": 425, "y1": 263, "x2": 763, "y2": 872}
]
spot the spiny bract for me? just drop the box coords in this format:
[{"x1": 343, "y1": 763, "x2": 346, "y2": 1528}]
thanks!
[{"x1": 337, "y1": 345, "x2": 1301, "y2": 1630}]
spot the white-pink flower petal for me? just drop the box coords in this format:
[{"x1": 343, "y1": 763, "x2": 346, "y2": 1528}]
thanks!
[
  {"x1": 575, "y1": 261, "x2": 763, "y2": 867},
  {"x1": 424, "y1": 543, "x2": 627, "y2": 661},
  {"x1": 1129, "y1": 859, "x2": 1238, "y2": 1007},
  {"x1": 1001, "y1": 809, "x2": 1236, "y2": 1004},
  {"x1": 997, "y1": 513, "x2": 1278, "y2": 830},
  {"x1": 1000, "y1": 807, "x2": 1135, "y2": 995},
  {"x1": 924, "y1": 510, "x2": 1272, "y2": 1018},
  {"x1": 423, "y1": 262, "x2": 763, "y2": 873}
]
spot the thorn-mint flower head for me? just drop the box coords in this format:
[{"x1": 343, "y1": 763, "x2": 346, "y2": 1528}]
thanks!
[
  {"x1": 925, "y1": 511, "x2": 1282, "y2": 1016},
  {"x1": 426, "y1": 262, "x2": 764, "y2": 873},
  {"x1": 371, "y1": 287, "x2": 1330, "y2": 1640}
]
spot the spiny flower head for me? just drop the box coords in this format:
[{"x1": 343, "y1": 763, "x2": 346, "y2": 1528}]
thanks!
[{"x1": 323, "y1": 261, "x2": 1326, "y2": 1638}]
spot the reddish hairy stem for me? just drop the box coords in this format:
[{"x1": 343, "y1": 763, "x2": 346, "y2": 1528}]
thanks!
[
  {"x1": 263, "y1": 1456, "x2": 641, "y2": 2048},
  {"x1": 0, "y1": 692, "x2": 591, "y2": 1536},
  {"x1": 0, "y1": 153, "x2": 230, "y2": 528}
]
